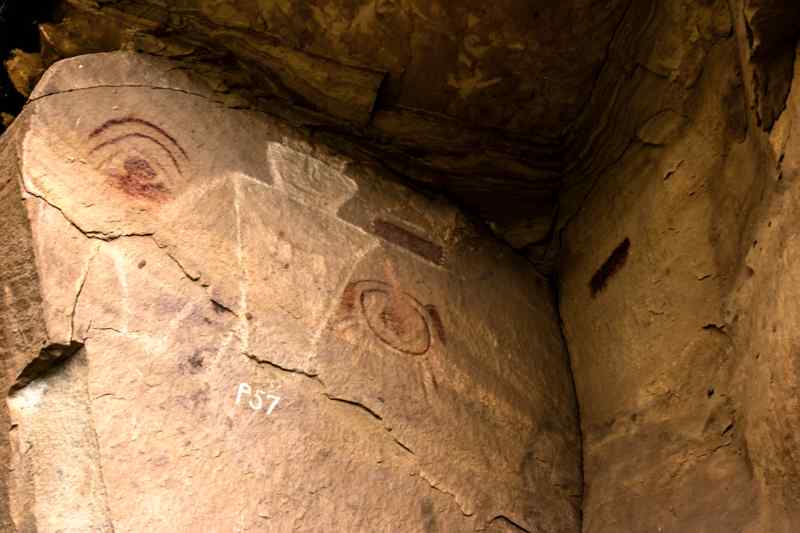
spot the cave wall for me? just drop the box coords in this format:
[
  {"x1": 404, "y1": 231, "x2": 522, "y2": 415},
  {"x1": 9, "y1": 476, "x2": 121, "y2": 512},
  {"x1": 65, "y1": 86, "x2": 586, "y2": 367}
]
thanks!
[
  {"x1": 727, "y1": 37, "x2": 800, "y2": 533},
  {"x1": 0, "y1": 52, "x2": 580, "y2": 532},
  {"x1": 0, "y1": 0, "x2": 624, "y2": 258},
  {"x1": 558, "y1": 0, "x2": 800, "y2": 531},
  {"x1": 0, "y1": 121, "x2": 46, "y2": 533},
  {"x1": 1, "y1": 2, "x2": 799, "y2": 531}
]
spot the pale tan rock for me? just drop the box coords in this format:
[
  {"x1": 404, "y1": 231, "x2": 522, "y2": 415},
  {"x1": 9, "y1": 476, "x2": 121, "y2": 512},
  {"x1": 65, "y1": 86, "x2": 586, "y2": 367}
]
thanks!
[
  {"x1": 558, "y1": 1, "x2": 800, "y2": 531},
  {"x1": 724, "y1": 41, "x2": 800, "y2": 533},
  {"x1": 0, "y1": 52, "x2": 580, "y2": 532}
]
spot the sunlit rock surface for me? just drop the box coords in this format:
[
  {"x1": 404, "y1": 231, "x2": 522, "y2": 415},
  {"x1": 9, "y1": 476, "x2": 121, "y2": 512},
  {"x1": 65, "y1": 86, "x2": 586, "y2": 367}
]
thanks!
[{"x1": 0, "y1": 52, "x2": 580, "y2": 533}]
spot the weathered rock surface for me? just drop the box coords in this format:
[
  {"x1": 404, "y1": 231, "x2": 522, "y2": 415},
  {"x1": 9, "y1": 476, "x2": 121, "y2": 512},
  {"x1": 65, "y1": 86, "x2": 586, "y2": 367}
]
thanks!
[
  {"x1": 0, "y1": 52, "x2": 580, "y2": 532},
  {"x1": 2, "y1": 2, "x2": 797, "y2": 268},
  {"x1": 2, "y1": 1, "x2": 800, "y2": 532},
  {"x1": 558, "y1": 1, "x2": 800, "y2": 531},
  {"x1": 0, "y1": 0, "x2": 637, "y2": 257}
]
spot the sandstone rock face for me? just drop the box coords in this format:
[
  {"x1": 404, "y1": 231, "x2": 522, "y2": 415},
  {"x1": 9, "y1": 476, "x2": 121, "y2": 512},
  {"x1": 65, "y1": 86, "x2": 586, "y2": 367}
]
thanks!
[
  {"x1": 727, "y1": 42, "x2": 800, "y2": 532},
  {"x1": 0, "y1": 52, "x2": 580, "y2": 532},
  {"x1": 558, "y1": 1, "x2": 800, "y2": 531},
  {"x1": 2, "y1": 2, "x2": 799, "y2": 532},
  {"x1": 1, "y1": 0, "x2": 637, "y2": 262}
]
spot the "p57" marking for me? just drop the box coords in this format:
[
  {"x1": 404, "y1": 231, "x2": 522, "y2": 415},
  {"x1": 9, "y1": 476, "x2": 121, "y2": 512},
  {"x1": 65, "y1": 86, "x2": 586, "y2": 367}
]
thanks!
[{"x1": 235, "y1": 383, "x2": 282, "y2": 415}]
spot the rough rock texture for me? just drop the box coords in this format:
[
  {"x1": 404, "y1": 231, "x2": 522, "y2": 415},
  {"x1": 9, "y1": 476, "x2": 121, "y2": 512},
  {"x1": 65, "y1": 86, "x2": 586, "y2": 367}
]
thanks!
[
  {"x1": 0, "y1": 0, "x2": 636, "y2": 258},
  {"x1": 2, "y1": 1, "x2": 800, "y2": 532},
  {"x1": 0, "y1": 52, "x2": 580, "y2": 532},
  {"x1": 726, "y1": 37, "x2": 800, "y2": 533},
  {"x1": 558, "y1": 0, "x2": 800, "y2": 531},
  {"x1": 0, "y1": 128, "x2": 43, "y2": 533}
]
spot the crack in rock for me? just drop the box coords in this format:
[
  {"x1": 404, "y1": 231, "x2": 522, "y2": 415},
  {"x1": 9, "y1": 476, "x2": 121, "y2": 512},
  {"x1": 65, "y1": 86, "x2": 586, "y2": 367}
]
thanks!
[
  {"x1": 71, "y1": 245, "x2": 99, "y2": 342},
  {"x1": 242, "y1": 351, "x2": 322, "y2": 383},
  {"x1": 27, "y1": 83, "x2": 223, "y2": 107},
  {"x1": 392, "y1": 436, "x2": 415, "y2": 456},
  {"x1": 210, "y1": 298, "x2": 237, "y2": 317},
  {"x1": 21, "y1": 180, "x2": 153, "y2": 241},
  {"x1": 155, "y1": 241, "x2": 201, "y2": 282},
  {"x1": 323, "y1": 394, "x2": 383, "y2": 420},
  {"x1": 418, "y1": 469, "x2": 475, "y2": 517},
  {"x1": 486, "y1": 515, "x2": 533, "y2": 533},
  {"x1": 10, "y1": 341, "x2": 83, "y2": 392}
]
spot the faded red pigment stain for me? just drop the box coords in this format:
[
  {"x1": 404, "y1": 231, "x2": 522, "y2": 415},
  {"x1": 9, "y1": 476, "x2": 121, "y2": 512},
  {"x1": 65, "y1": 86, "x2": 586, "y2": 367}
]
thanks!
[
  {"x1": 87, "y1": 116, "x2": 191, "y2": 201},
  {"x1": 109, "y1": 157, "x2": 170, "y2": 200},
  {"x1": 334, "y1": 264, "x2": 446, "y2": 355},
  {"x1": 90, "y1": 116, "x2": 189, "y2": 159},
  {"x1": 371, "y1": 219, "x2": 444, "y2": 265},
  {"x1": 90, "y1": 133, "x2": 184, "y2": 174}
]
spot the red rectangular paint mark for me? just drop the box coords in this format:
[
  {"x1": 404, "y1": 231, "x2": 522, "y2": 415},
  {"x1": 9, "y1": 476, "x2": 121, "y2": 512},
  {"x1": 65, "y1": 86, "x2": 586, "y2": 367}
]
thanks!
[
  {"x1": 372, "y1": 219, "x2": 443, "y2": 265},
  {"x1": 589, "y1": 237, "x2": 630, "y2": 296}
]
